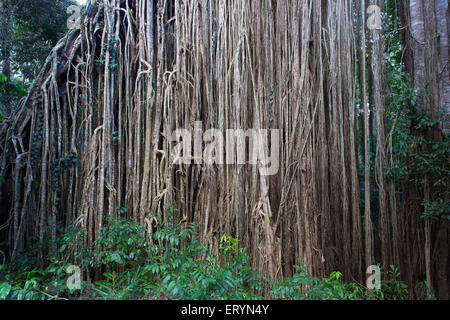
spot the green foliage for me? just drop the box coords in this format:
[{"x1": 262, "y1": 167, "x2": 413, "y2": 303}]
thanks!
[
  {"x1": 423, "y1": 199, "x2": 450, "y2": 221},
  {"x1": 83, "y1": 217, "x2": 149, "y2": 270},
  {"x1": 0, "y1": 269, "x2": 53, "y2": 300},
  {"x1": 95, "y1": 35, "x2": 120, "y2": 70},
  {"x1": 112, "y1": 131, "x2": 120, "y2": 141},
  {"x1": 219, "y1": 235, "x2": 238, "y2": 257},
  {"x1": 383, "y1": 6, "x2": 449, "y2": 223},
  {"x1": 415, "y1": 281, "x2": 436, "y2": 300},
  {"x1": 0, "y1": 73, "x2": 27, "y2": 100},
  {"x1": 368, "y1": 265, "x2": 409, "y2": 300},
  {"x1": 270, "y1": 266, "x2": 362, "y2": 300},
  {"x1": 270, "y1": 264, "x2": 409, "y2": 301},
  {"x1": 0, "y1": 281, "x2": 11, "y2": 299},
  {"x1": 11, "y1": 0, "x2": 77, "y2": 82},
  {"x1": 386, "y1": 90, "x2": 449, "y2": 221},
  {"x1": 91, "y1": 269, "x2": 146, "y2": 300},
  {"x1": 0, "y1": 212, "x2": 414, "y2": 301}
]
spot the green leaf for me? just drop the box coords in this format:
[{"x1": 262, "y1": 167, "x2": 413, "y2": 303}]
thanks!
[
  {"x1": 0, "y1": 282, "x2": 12, "y2": 299},
  {"x1": 110, "y1": 253, "x2": 124, "y2": 265}
]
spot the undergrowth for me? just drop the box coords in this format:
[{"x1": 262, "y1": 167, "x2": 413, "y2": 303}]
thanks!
[{"x1": 0, "y1": 211, "x2": 424, "y2": 300}]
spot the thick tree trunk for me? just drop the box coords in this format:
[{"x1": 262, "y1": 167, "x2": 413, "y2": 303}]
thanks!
[
  {"x1": 409, "y1": 0, "x2": 426, "y2": 88},
  {"x1": 435, "y1": 0, "x2": 450, "y2": 134},
  {"x1": 406, "y1": 0, "x2": 450, "y2": 299}
]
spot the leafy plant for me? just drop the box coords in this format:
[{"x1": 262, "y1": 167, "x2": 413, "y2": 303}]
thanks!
[
  {"x1": 83, "y1": 217, "x2": 149, "y2": 270},
  {"x1": 0, "y1": 213, "x2": 414, "y2": 301},
  {"x1": 369, "y1": 265, "x2": 409, "y2": 300}
]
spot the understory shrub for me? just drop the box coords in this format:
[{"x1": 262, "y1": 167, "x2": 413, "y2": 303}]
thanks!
[{"x1": 0, "y1": 213, "x2": 413, "y2": 300}]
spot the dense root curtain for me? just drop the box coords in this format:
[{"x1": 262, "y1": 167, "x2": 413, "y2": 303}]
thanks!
[{"x1": 0, "y1": 0, "x2": 364, "y2": 281}]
